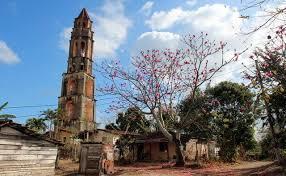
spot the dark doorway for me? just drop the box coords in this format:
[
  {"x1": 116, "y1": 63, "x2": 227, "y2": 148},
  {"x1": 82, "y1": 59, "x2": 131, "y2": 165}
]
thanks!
[{"x1": 137, "y1": 143, "x2": 144, "y2": 161}]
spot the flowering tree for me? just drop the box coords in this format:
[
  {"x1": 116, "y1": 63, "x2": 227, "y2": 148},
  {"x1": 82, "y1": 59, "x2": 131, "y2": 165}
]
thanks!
[
  {"x1": 97, "y1": 32, "x2": 244, "y2": 165},
  {"x1": 240, "y1": 0, "x2": 286, "y2": 34},
  {"x1": 244, "y1": 25, "x2": 286, "y2": 163}
]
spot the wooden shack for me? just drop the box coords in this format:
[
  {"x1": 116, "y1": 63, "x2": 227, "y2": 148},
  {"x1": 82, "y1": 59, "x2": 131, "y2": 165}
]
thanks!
[{"x1": 0, "y1": 121, "x2": 61, "y2": 176}]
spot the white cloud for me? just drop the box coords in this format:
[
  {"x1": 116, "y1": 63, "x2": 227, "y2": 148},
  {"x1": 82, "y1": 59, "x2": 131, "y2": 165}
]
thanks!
[
  {"x1": 140, "y1": 1, "x2": 154, "y2": 16},
  {"x1": 132, "y1": 31, "x2": 181, "y2": 56},
  {"x1": 186, "y1": 0, "x2": 197, "y2": 7},
  {"x1": 59, "y1": 0, "x2": 132, "y2": 59},
  {"x1": 138, "y1": 3, "x2": 286, "y2": 85},
  {"x1": 141, "y1": 4, "x2": 259, "y2": 84},
  {"x1": 146, "y1": 4, "x2": 242, "y2": 39},
  {"x1": 0, "y1": 40, "x2": 20, "y2": 64},
  {"x1": 188, "y1": 4, "x2": 241, "y2": 40},
  {"x1": 146, "y1": 7, "x2": 189, "y2": 31},
  {"x1": 59, "y1": 27, "x2": 72, "y2": 53}
]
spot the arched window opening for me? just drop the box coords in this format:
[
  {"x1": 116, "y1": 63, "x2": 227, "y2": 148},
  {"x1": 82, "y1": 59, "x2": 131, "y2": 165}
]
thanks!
[
  {"x1": 63, "y1": 81, "x2": 67, "y2": 96},
  {"x1": 72, "y1": 63, "x2": 76, "y2": 72},
  {"x1": 80, "y1": 58, "x2": 85, "y2": 71},
  {"x1": 66, "y1": 101, "x2": 74, "y2": 118},
  {"x1": 80, "y1": 42, "x2": 86, "y2": 57},
  {"x1": 68, "y1": 80, "x2": 76, "y2": 95},
  {"x1": 80, "y1": 63, "x2": 84, "y2": 71},
  {"x1": 66, "y1": 105, "x2": 73, "y2": 119},
  {"x1": 73, "y1": 42, "x2": 78, "y2": 57},
  {"x1": 83, "y1": 22, "x2": 87, "y2": 28}
]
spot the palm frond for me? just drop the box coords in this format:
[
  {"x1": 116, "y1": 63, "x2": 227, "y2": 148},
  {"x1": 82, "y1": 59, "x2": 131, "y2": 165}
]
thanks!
[
  {"x1": 0, "y1": 102, "x2": 8, "y2": 111},
  {"x1": 0, "y1": 114, "x2": 16, "y2": 119}
]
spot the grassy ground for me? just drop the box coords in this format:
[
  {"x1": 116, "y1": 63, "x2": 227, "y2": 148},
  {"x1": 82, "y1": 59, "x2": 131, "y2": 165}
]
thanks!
[{"x1": 56, "y1": 160, "x2": 285, "y2": 176}]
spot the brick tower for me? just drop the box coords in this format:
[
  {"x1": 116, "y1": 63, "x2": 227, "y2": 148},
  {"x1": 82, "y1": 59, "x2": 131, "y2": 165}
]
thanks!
[{"x1": 57, "y1": 8, "x2": 95, "y2": 142}]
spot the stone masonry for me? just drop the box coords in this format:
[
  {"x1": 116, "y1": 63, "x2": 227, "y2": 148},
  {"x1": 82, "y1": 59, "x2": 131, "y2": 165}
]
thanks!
[{"x1": 57, "y1": 8, "x2": 95, "y2": 142}]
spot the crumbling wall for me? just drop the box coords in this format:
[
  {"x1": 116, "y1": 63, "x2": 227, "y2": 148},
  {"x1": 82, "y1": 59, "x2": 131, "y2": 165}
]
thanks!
[{"x1": 185, "y1": 139, "x2": 215, "y2": 161}]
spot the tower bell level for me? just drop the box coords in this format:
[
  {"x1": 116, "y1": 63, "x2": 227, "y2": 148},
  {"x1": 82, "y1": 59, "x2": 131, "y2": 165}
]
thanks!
[{"x1": 58, "y1": 8, "x2": 95, "y2": 134}]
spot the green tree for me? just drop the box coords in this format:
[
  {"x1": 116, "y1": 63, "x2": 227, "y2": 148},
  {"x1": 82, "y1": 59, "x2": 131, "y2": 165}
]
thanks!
[
  {"x1": 206, "y1": 81, "x2": 256, "y2": 162},
  {"x1": 115, "y1": 135, "x2": 135, "y2": 162},
  {"x1": 40, "y1": 109, "x2": 57, "y2": 138},
  {"x1": 178, "y1": 89, "x2": 214, "y2": 140},
  {"x1": 25, "y1": 117, "x2": 47, "y2": 134},
  {"x1": 106, "y1": 107, "x2": 150, "y2": 161},
  {"x1": 268, "y1": 88, "x2": 286, "y2": 160},
  {"x1": 106, "y1": 107, "x2": 150, "y2": 134},
  {"x1": 53, "y1": 108, "x2": 66, "y2": 139},
  {"x1": 245, "y1": 27, "x2": 286, "y2": 163},
  {"x1": 0, "y1": 102, "x2": 16, "y2": 120}
]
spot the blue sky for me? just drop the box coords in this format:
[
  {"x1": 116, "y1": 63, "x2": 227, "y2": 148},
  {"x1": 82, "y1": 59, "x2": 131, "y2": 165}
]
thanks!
[{"x1": 0, "y1": 0, "x2": 278, "y2": 127}]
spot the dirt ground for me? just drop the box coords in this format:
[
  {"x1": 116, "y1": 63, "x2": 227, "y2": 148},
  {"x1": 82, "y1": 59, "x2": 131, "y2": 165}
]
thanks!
[{"x1": 56, "y1": 160, "x2": 285, "y2": 176}]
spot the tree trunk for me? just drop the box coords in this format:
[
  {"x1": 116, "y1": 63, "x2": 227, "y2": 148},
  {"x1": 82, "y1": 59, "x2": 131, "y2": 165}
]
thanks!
[
  {"x1": 152, "y1": 112, "x2": 172, "y2": 140},
  {"x1": 49, "y1": 120, "x2": 52, "y2": 138},
  {"x1": 152, "y1": 112, "x2": 185, "y2": 166},
  {"x1": 171, "y1": 132, "x2": 185, "y2": 166},
  {"x1": 255, "y1": 60, "x2": 283, "y2": 164},
  {"x1": 174, "y1": 138, "x2": 184, "y2": 166}
]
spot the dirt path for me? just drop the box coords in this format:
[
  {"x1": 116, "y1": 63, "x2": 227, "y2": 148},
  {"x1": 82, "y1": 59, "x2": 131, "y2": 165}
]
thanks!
[
  {"x1": 114, "y1": 161, "x2": 284, "y2": 176},
  {"x1": 55, "y1": 160, "x2": 284, "y2": 176},
  {"x1": 55, "y1": 160, "x2": 79, "y2": 176}
]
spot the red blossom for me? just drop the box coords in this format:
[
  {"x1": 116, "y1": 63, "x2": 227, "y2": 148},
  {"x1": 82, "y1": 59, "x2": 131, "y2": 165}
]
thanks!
[{"x1": 265, "y1": 71, "x2": 273, "y2": 77}]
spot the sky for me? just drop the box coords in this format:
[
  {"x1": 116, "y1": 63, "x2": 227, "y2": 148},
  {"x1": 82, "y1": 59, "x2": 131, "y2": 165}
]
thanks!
[{"x1": 0, "y1": 0, "x2": 282, "y2": 127}]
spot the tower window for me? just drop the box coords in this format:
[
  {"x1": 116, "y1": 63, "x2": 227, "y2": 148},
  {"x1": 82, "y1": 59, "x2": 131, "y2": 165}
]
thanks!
[
  {"x1": 80, "y1": 63, "x2": 84, "y2": 71},
  {"x1": 83, "y1": 22, "x2": 86, "y2": 28},
  {"x1": 80, "y1": 42, "x2": 86, "y2": 57},
  {"x1": 63, "y1": 81, "x2": 67, "y2": 96},
  {"x1": 72, "y1": 63, "x2": 76, "y2": 72},
  {"x1": 73, "y1": 42, "x2": 78, "y2": 57},
  {"x1": 66, "y1": 101, "x2": 74, "y2": 118},
  {"x1": 68, "y1": 79, "x2": 76, "y2": 95}
]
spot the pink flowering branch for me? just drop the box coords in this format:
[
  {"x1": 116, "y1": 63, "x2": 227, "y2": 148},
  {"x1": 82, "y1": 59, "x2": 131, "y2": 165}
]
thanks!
[{"x1": 97, "y1": 32, "x2": 244, "y2": 142}]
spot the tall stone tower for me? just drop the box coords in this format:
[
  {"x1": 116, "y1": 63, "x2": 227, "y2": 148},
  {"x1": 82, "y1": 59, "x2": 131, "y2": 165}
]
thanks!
[{"x1": 58, "y1": 8, "x2": 95, "y2": 142}]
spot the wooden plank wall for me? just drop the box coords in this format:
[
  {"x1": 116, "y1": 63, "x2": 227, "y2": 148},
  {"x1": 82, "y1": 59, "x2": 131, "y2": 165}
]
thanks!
[
  {"x1": 0, "y1": 128, "x2": 58, "y2": 176},
  {"x1": 79, "y1": 143, "x2": 102, "y2": 175}
]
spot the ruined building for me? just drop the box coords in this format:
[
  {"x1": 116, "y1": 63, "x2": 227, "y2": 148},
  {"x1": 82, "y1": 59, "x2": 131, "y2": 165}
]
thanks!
[{"x1": 57, "y1": 8, "x2": 95, "y2": 143}]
